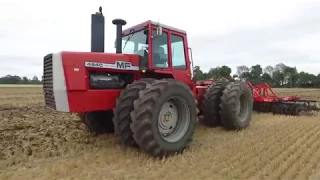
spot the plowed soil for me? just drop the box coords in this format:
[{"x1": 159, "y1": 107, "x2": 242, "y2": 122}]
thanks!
[{"x1": 0, "y1": 87, "x2": 320, "y2": 180}]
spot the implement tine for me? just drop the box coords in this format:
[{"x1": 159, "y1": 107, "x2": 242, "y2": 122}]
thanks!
[
  {"x1": 312, "y1": 101, "x2": 320, "y2": 111},
  {"x1": 291, "y1": 99, "x2": 320, "y2": 111}
]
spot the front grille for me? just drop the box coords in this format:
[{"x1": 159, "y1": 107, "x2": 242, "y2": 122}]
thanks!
[{"x1": 43, "y1": 54, "x2": 56, "y2": 109}]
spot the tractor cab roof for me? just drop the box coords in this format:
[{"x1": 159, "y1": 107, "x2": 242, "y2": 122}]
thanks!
[{"x1": 122, "y1": 20, "x2": 186, "y2": 36}]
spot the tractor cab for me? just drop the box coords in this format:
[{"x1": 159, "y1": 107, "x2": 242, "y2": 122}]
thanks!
[{"x1": 119, "y1": 21, "x2": 194, "y2": 84}]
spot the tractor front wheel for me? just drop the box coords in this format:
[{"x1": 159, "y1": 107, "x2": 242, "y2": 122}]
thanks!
[
  {"x1": 112, "y1": 78, "x2": 156, "y2": 147},
  {"x1": 219, "y1": 81, "x2": 253, "y2": 130},
  {"x1": 130, "y1": 79, "x2": 197, "y2": 158},
  {"x1": 78, "y1": 111, "x2": 115, "y2": 134}
]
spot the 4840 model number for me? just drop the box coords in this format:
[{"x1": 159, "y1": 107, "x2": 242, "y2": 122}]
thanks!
[{"x1": 85, "y1": 62, "x2": 103, "y2": 67}]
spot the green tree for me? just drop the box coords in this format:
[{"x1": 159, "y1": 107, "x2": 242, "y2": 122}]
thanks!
[
  {"x1": 261, "y1": 73, "x2": 272, "y2": 83},
  {"x1": 0, "y1": 75, "x2": 21, "y2": 84},
  {"x1": 250, "y1": 65, "x2": 263, "y2": 85},
  {"x1": 207, "y1": 67, "x2": 220, "y2": 78},
  {"x1": 30, "y1": 76, "x2": 40, "y2": 84},
  {"x1": 207, "y1": 66, "x2": 232, "y2": 78},
  {"x1": 272, "y1": 70, "x2": 285, "y2": 87},
  {"x1": 242, "y1": 72, "x2": 252, "y2": 81},
  {"x1": 264, "y1": 65, "x2": 274, "y2": 76},
  {"x1": 22, "y1": 76, "x2": 29, "y2": 84},
  {"x1": 283, "y1": 66, "x2": 298, "y2": 87},
  {"x1": 272, "y1": 63, "x2": 287, "y2": 87},
  {"x1": 236, "y1": 65, "x2": 250, "y2": 78},
  {"x1": 219, "y1": 65, "x2": 232, "y2": 76},
  {"x1": 193, "y1": 66, "x2": 204, "y2": 81}
]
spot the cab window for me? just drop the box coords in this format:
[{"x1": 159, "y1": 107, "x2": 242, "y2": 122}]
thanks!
[
  {"x1": 152, "y1": 30, "x2": 169, "y2": 68},
  {"x1": 171, "y1": 35, "x2": 186, "y2": 70}
]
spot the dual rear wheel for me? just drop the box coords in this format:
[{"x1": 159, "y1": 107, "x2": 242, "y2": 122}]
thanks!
[{"x1": 201, "y1": 80, "x2": 253, "y2": 130}]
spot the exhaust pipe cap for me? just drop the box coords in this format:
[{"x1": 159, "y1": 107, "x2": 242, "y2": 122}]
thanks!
[{"x1": 112, "y1": 19, "x2": 127, "y2": 26}]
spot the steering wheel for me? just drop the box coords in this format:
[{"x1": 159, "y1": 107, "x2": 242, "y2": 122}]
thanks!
[
  {"x1": 139, "y1": 46, "x2": 147, "y2": 52},
  {"x1": 135, "y1": 46, "x2": 148, "y2": 57}
]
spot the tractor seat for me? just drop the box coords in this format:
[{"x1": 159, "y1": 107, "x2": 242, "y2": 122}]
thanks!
[{"x1": 153, "y1": 47, "x2": 168, "y2": 67}]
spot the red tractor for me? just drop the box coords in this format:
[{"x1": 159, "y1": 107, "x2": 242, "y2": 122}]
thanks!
[{"x1": 43, "y1": 7, "x2": 253, "y2": 158}]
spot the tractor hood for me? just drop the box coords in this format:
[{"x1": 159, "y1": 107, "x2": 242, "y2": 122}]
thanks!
[{"x1": 60, "y1": 51, "x2": 141, "y2": 71}]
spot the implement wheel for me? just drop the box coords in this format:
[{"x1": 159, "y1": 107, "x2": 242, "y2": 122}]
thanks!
[
  {"x1": 220, "y1": 81, "x2": 253, "y2": 130},
  {"x1": 130, "y1": 79, "x2": 197, "y2": 158}
]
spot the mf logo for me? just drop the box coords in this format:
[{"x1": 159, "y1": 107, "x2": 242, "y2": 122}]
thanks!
[{"x1": 116, "y1": 61, "x2": 131, "y2": 69}]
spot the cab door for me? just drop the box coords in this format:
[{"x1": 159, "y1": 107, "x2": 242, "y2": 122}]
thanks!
[
  {"x1": 151, "y1": 28, "x2": 170, "y2": 70},
  {"x1": 169, "y1": 32, "x2": 193, "y2": 86}
]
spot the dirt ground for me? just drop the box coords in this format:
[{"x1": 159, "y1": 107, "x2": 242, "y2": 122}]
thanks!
[{"x1": 0, "y1": 87, "x2": 320, "y2": 180}]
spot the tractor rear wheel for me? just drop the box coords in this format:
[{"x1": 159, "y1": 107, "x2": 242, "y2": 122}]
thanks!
[
  {"x1": 78, "y1": 111, "x2": 115, "y2": 134},
  {"x1": 201, "y1": 80, "x2": 229, "y2": 127},
  {"x1": 130, "y1": 79, "x2": 197, "y2": 157},
  {"x1": 219, "y1": 81, "x2": 253, "y2": 130},
  {"x1": 113, "y1": 78, "x2": 156, "y2": 147}
]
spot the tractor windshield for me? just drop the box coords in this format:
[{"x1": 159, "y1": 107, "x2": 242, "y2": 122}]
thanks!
[
  {"x1": 122, "y1": 30, "x2": 149, "y2": 57},
  {"x1": 121, "y1": 28, "x2": 169, "y2": 69}
]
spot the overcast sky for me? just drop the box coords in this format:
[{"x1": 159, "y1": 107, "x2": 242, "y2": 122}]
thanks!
[{"x1": 0, "y1": 0, "x2": 319, "y2": 78}]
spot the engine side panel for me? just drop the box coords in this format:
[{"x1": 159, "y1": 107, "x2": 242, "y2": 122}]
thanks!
[
  {"x1": 60, "y1": 51, "x2": 140, "y2": 91},
  {"x1": 43, "y1": 51, "x2": 141, "y2": 113}
]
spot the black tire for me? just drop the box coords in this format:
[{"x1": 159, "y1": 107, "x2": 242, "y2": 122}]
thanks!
[
  {"x1": 80, "y1": 111, "x2": 115, "y2": 134},
  {"x1": 292, "y1": 105, "x2": 302, "y2": 116},
  {"x1": 201, "y1": 80, "x2": 229, "y2": 127},
  {"x1": 113, "y1": 78, "x2": 156, "y2": 147},
  {"x1": 130, "y1": 79, "x2": 197, "y2": 158},
  {"x1": 220, "y1": 81, "x2": 253, "y2": 130},
  {"x1": 78, "y1": 113, "x2": 86, "y2": 123}
]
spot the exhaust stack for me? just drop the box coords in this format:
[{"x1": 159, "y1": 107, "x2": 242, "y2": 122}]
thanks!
[
  {"x1": 112, "y1": 19, "x2": 127, "y2": 54},
  {"x1": 91, "y1": 7, "x2": 105, "y2": 52}
]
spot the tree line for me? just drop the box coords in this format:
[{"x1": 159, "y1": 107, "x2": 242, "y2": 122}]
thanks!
[
  {"x1": 0, "y1": 75, "x2": 42, "y2": 84},
  {"x1": 193, "y1": 63, "x2": 320, "y2": 88},
  {"x1": 1, "y1": 63, "x2": 319, "y2": 88}
]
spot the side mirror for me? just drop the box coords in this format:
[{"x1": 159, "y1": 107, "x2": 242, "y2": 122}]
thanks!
[{"x1": 156, "y1": 26, "x2": 163, "y2": 36}]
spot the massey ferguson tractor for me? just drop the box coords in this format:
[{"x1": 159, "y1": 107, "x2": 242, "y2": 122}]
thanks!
[{"x1": 42, "y1": 7, "x2": 253, "y2": 158}]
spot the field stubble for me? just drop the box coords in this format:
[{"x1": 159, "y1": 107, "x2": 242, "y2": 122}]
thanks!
[{"x1": 0, "y1": 87, "x2": 320, "y2": 179}]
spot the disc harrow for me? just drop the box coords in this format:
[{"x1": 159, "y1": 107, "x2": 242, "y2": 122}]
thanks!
[{"x1": 246, "y1": 82, "x2": 320, "y2": 116}]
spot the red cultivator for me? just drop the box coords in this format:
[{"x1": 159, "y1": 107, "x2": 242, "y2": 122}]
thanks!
[
  {"x1": 246, "y1": 82, "x2": 320, "y2": 116},
  {"x1": 196, "y1": 76, "x2": 320, "y2": 116}
]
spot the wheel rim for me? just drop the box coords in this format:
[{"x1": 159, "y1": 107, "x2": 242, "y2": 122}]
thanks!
[{"x1": 158, "y1": 96, "x2": 190, "y2": 143}]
